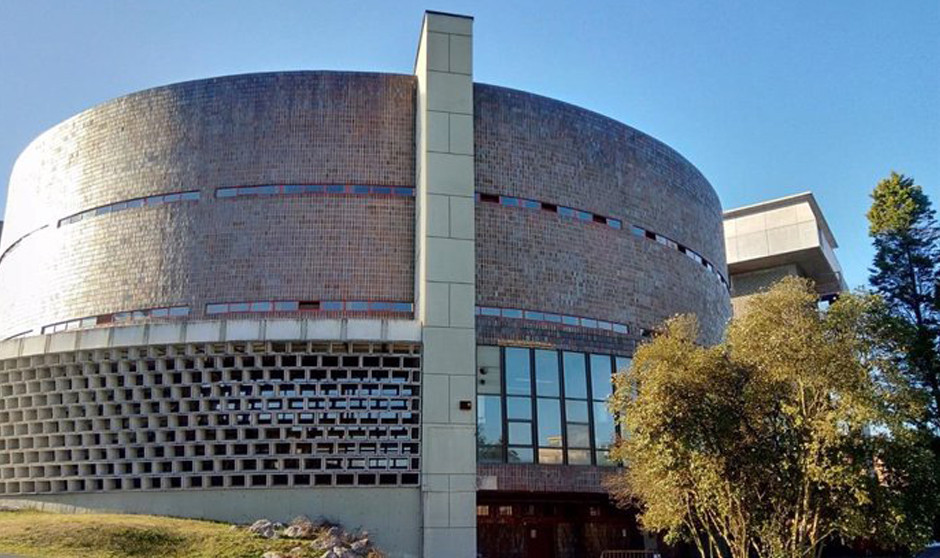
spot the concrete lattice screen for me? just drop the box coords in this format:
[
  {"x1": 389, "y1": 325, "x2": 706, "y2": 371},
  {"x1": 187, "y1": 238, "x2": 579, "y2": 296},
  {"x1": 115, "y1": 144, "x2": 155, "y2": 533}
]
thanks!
[{"x1": 0, "y1": 341, "x2": 421, "y2": 495}]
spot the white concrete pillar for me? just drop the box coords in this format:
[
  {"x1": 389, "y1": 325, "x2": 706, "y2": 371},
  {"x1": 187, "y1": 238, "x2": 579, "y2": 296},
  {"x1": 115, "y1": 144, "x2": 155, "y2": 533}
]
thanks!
[{"x1": 413, "y1": 11, "x2": 477, "y2": 558}]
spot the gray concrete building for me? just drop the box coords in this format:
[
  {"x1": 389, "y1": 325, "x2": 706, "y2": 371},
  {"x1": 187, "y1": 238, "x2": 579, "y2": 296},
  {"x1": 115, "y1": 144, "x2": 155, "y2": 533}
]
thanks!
[
  {"x1": 0, "y1": 11, "x2": 842, "y2": 558},
  {"x1": 724, "y1": 192, "x2": 846, "y2": 314}
]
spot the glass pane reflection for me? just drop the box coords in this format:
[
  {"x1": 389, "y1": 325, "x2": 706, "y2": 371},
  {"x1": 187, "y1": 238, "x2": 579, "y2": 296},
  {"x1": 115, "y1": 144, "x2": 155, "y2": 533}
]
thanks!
[
  {"x1": 536, "y1": 398, "x2": 562, "y2": 447},
  {"x1": 538, "y1": 448, "x2": 563, "y2": 464},
  {"x1": 506, "y1": 348, "x2": 531, "y2": 395},
  {"x1": 478, "y1": 445, "x2": 503, "y2": 463},
  {"x1": 567, "y1": 424, "x2": 590, "y2": 448},
  {"x1": 477, "y1": 345, "x2": 633, "y2": 468},
  {"x1": 476, "y1": 395, "x2": 503, "y2": 445},
  {"x1": 563, "y1": 352, "x2": 587, "y2": 399},
  {"x1": 535, "y1": 350, "x2": 560, "y2": 396},
  {"x1": 567, "y1": 449, "x2": 591, "y2": 465},
  {"x1": 508, "y1": 447, "x2": 534, "y2": 463},
  {"x1": 508, "y1": 422, "x2": 532, "y2": 445},
  {"x1": 565, "y1": 400, "x2": 589, "y2": 422},
  {"x1": 590, "y1": 354, "x2": 613, "y2": 401},
  {"x1": 506, "y1": 397, "x2": 532, "y2": 420},
  {"x1": 593, "y1": 401, "x2": 615, "y2": 447}
]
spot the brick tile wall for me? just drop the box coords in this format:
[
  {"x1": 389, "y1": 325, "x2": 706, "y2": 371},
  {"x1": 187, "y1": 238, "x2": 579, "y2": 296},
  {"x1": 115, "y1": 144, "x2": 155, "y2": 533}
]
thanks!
[
  {"x1": 478, "y1": 463, "x2": 615, "y2": 494},
  {"x1": 0, "y1": 73, "x2": 416, "y2": 338},
  {"x1": 474, "y1": 84, "x2": 731, "y2": 347}
]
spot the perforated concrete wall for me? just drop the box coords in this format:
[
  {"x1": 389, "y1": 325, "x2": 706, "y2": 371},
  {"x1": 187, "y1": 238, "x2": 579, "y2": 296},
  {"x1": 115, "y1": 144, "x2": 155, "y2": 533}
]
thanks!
[{"x1": 0, "y1": 339, "x2": 421, "y2": 496}]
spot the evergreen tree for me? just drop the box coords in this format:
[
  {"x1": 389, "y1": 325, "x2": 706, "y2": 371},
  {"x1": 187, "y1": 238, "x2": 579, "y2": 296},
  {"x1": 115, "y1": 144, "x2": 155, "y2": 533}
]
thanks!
[{"x1": 867, "y1": 172, "x2": 940, "y2": 432}]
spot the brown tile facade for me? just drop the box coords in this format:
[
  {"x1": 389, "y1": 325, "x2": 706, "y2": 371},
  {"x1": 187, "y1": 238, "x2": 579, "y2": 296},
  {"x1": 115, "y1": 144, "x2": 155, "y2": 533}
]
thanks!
[
  {"x1": 0, "y1": 73, "x2": 417, "y2": 339},
  {"x1": 474, "y1": 84, "x2": 731, "y2": 348},
  {"x1": 478, "y1": 463, "x2": 615, "y2": 494},
  {"x1": 1, "y1": 74, "x2": 730, "y2": 348}
]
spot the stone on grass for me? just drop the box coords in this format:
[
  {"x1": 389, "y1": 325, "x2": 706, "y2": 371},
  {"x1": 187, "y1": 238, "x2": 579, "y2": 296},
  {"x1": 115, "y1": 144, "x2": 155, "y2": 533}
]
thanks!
[
  {"x1": 283, "y1": 515, "x2": 319, "y2": 539},
  {"x1": 248, "y1": 519, "x2": 278, "y2": 539}
]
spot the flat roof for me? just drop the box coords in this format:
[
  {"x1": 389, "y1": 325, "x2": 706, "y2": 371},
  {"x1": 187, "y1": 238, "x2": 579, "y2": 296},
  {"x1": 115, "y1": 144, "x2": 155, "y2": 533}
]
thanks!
[{"x1": 723, "y1": 191, "x2": 839, "y2": 248}]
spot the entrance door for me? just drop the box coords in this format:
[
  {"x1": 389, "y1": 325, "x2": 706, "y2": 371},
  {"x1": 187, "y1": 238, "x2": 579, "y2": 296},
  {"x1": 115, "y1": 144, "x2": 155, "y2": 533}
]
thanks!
[{"x1": 526, "y1": 524, "x2": 554, "y2": 558}]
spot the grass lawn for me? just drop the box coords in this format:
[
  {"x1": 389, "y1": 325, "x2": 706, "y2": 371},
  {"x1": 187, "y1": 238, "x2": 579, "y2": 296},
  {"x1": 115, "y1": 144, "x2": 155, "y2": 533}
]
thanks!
[{"x1": 0, "y1": 510, "x2": 328, "y2": 558}]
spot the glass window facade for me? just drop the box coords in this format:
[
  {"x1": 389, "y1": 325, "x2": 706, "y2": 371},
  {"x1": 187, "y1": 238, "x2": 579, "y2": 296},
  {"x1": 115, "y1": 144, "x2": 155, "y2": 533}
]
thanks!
[{"x1": 476, "y1": 346, "x2": 631, "y2": 467}]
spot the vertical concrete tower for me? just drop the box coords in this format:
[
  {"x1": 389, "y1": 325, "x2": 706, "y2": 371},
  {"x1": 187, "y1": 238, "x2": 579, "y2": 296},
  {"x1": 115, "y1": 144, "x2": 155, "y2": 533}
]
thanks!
[{"x1": 414, "y1": 12, "x2": 477, "y2": 558}]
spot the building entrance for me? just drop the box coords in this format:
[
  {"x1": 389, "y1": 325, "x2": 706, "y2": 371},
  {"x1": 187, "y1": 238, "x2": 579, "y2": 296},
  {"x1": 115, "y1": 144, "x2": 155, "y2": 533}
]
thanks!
[{"x1": 477, "y1": 492, "x2": 646, "y2": 558}]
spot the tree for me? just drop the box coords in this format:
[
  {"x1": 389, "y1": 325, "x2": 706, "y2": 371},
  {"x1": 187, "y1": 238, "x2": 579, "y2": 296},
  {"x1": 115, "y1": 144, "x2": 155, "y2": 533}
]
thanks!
[
  {"x1": 607, "y1": 277, "x2": 936, "y2": 558},
  {"x1": 867, "y1": 172, "x2": 940, "y2": 433},
  {"x1": 867, "y1": 172, "x2": 940, "y2": 537}
]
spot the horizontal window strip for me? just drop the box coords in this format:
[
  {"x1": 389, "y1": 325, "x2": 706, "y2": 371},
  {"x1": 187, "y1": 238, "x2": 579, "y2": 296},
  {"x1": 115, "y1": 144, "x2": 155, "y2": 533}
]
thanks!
[
  {"x1": 58, "y1": 191, "x2": 200, "y2": 227},
  {"x1": 477, "y1": 192, "x2": 622, "y2": 230},
  {"x1": 40, "y1": 305, "x2": 191, "y2": 335},
  {"x1": 0, "y1": 225, "x2": 49, "y2": 266},
  {"x1": 205, "y1": 300, "x2": 414, "y2": 316},
  {"x1": 477, "y1": 190, "x2": 728, "y2": 291},
  {"x1": 13, "y1": 183, "x2": 412, "y2": 260},
  {"x1": 216, "y1": 184, "x2": 415, "y2": 199},
  {"x1": 475, "y1": 306, "x2": 630, "y2": 335},
  {"x1": 2, "y1": 330, "x2": 34, "y2": 342}
]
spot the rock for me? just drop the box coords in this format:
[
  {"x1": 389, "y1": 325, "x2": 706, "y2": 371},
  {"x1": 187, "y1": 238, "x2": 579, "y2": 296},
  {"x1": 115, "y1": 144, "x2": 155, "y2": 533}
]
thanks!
[
  {"x1": 261, "y1": 552, "x2": 287, "y2": 558},
  {"x1": 314, "y1": 531, "x2": 344, "y2": 550},
  {"x1": 284, "y1": 516, "x2": 319, "y2": 539},
  {"x1": 283, "y1": 525, "x2": 304, "y2": 539},
  {"x1": 319, "y1": 546, "x2": 360, "y2": 558},
  {"x1": 287, "y1": 546, "x2": 307, "y2": 558},
  {"x1": 248, "y1": 519, "x2": 278, "y2": 539},
  {"x1": 350, "y1": 538, "x2": 370, "y2": 552}
]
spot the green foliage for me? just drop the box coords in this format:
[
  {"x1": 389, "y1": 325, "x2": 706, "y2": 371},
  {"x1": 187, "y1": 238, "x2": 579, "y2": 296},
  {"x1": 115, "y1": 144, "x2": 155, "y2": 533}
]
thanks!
[
  {"x1": 607, "y1": 277, "x2": 937, "y2": 558},
  {"x1": 867, "y1": 172, "x2": 940, "y2": 431}
]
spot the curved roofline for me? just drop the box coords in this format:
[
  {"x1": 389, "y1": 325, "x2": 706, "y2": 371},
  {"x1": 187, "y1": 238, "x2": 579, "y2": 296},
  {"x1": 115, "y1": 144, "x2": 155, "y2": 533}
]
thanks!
[
  {"x1": 473, "y1": 81, "x2": 722, "y2": 210},
  {"x1": 12, "y1": 70, "x2": 416, "y2": 168}
]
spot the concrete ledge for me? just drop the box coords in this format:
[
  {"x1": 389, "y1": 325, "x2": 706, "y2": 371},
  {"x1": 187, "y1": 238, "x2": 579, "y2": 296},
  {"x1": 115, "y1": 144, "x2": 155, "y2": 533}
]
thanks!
[{"x1": 0, "y1": 318, "x2": 422, "y2": 358}]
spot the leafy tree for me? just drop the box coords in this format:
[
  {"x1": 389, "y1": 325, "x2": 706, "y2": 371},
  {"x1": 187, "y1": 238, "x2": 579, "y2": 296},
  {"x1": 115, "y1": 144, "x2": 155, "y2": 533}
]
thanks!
[
  {"x1": 867, "y1": 172, "x2": 940, "y2": 432},
  {"x1": 607, "y1": 277, "x2": 936, "y2": 558}
]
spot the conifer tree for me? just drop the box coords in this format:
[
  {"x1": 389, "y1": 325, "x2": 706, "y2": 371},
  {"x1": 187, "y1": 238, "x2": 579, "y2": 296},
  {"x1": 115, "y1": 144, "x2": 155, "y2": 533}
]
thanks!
[{"x1": 867, "y1": 172, "x2": 940, "y2": 431}]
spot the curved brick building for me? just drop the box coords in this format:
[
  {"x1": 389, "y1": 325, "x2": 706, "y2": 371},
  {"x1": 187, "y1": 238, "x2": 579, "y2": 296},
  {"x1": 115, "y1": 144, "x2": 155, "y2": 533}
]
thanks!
[{"x1": 0, "y1": 12, "x2": 731, "y2": 558}]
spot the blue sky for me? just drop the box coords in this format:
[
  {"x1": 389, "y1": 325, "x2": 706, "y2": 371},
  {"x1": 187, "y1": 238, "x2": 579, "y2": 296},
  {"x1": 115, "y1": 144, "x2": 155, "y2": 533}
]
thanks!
[{"x1": 0, "y1": 1, "x2": 937, "y2": 289}]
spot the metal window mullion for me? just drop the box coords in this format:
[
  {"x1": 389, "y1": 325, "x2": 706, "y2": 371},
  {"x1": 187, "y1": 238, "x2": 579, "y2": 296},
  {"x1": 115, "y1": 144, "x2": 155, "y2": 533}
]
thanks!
[
  {"x1": 529, "y1": 349, "x2": 537, "y2": 463},
  {"x1": 613, "y1": 355, "x2": 628, "y2": 442},
  {"x1": 597, "y1": 355, "x2": 616, "y2": 462},
  {"x1": 585, "y1": 354, "x2": 597, "y2": 465},
  {"x1": 499, "y1": 347, "x2": 508, "y2": 463},
  {"x1": 557, "y1": 349, "x2": 568, "y2": 466}
]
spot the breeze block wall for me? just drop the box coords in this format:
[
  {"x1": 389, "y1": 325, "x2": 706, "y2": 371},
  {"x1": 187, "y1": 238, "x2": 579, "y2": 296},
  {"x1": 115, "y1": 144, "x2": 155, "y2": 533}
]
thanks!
[
  {"x1": 0, "y1": 72, "x2": 416, "y2": 340},
  {"x1": 473, "y1": 84, "x2": 731, "y2": 349}
]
